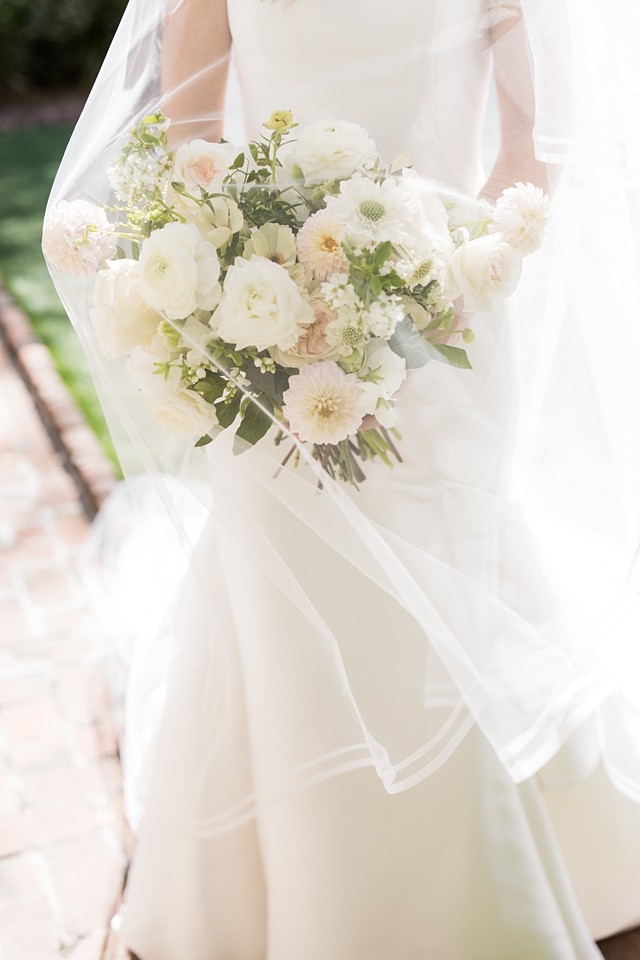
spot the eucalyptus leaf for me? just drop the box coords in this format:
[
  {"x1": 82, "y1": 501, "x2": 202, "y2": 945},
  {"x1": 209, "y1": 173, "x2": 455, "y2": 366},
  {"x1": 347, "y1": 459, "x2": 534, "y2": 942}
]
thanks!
[{"x1": 388, "y1": 316, "x2": 431, "y2": 369}]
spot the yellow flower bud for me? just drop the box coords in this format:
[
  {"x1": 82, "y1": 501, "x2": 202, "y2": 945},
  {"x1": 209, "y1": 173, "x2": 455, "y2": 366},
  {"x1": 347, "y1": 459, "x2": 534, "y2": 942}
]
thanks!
[{"x1": 264, "y1": 110, "x2": 295, "y2": 133}]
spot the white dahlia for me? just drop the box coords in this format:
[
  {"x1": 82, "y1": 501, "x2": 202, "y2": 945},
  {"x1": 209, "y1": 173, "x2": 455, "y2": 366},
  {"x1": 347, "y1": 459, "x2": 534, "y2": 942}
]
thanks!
[
  {"x1": 282, "y1": 361, "x2": 366, "y2": 444},
  {"x1": 492, "y1": 182, "x2": 550, "y2": 256},
  {"x1": 296, "y1": 209, "x2": 348, "y2": 280}
]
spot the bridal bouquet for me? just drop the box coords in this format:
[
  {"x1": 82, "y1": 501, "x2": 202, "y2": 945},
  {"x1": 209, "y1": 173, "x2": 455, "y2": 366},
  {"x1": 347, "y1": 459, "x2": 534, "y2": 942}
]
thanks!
[{"x1": 43, "y1": 110, "x2": 549, "y2": 485}]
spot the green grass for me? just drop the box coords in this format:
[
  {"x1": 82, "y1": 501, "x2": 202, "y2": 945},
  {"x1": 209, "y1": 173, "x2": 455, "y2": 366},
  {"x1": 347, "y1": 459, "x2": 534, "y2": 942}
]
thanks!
[{"x1": 0, "y1": 124, "x2": 117, "y2": 464}]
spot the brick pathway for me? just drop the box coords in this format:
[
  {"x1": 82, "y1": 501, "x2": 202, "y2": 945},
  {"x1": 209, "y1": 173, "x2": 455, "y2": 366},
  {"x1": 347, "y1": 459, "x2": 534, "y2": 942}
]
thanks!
[{"x1": 0, "y1": 337, "x2": 127, "y2": 960}]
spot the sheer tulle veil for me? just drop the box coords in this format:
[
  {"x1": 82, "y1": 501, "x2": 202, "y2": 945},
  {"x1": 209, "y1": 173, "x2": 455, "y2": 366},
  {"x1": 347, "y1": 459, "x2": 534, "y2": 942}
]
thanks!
[{"x1": 44, "y1": 0, "x2": 640, "y2": 836}]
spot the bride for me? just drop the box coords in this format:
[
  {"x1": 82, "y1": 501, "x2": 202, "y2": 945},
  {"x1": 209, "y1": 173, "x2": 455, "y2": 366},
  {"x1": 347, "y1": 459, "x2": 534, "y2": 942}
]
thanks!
[{"x1": 44, "y1": 0, "x2": 640, "y2": 958}]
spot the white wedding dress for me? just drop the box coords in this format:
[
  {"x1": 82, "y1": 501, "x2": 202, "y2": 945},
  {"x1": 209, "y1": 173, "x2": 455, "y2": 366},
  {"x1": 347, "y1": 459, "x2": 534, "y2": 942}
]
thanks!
[{"x1": 121, "y1": 2, "x2": 640, "y2": 958}]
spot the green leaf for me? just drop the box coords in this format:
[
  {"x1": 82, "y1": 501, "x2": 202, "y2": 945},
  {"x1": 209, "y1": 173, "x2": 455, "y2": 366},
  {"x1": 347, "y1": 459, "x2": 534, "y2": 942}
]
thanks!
[
  {"x1": 195, "y1": 434, "x2": 213, "y2": 448},
  {"x1": 234, "y1": 394, "x2": 274, "y2": 449},
  {"x1": 388, "y1": 316, "x2": 431, "y2": 369},
  {"x1": 372, "y1": 240, "x2": 394, "y2": 268},
  {"x1": 425, "y1": 342, "x2": 472, "y2": 369},
  {"x1": 244, "y1": 365, "x2": 289, "y2": 408},
  {"x1": 193, "y1": 374, "x2": 227, "y2": 405},
  {"x1": 216, "y1": 391, "x2": 242, "y2": 428}
]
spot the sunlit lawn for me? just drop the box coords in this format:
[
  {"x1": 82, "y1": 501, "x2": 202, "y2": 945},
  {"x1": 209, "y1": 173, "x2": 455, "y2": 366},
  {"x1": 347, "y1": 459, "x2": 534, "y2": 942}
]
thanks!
[{"x1": 0, "y1": 124, "x2": 116, "y2": 463}]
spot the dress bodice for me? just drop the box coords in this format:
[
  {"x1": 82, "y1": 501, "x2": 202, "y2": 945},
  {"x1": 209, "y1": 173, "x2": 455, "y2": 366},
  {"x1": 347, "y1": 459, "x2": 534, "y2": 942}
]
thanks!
[{"x1": 227, "y1": 0, "x2": 492, "y2": 194}]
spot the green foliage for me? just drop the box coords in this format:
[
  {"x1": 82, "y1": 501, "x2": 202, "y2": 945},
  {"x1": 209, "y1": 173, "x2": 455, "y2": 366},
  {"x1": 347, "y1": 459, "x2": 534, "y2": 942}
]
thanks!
[
  {"x1": 0, "y1": 125, "x2": 118, "y2": 466},
  {"x1": 0, "y1": 0, "x2": 127, "y2": 97}
]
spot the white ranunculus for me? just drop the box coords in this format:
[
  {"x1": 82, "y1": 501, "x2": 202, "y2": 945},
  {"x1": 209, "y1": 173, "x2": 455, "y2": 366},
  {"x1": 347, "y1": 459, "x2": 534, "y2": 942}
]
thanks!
[
  {"x1": 139, "y1": 222, "x2": 221, "y2": 320},
  {"x1": 292, "y1": 120, "x2": 379, "y2": 184},
  {"x1": 43, "y1": 200, "x2": 117, "y2": 276},
  {"x1": 447, "y1": 235, "x2": 522, "y2": 313},
  {"x1": 90, "y1": 259, "x2": 161, "y2": 359},
  {"x1": 127, "y1": 345, "x2": 217, "y2": 436},
  {"x1": 213, "y1": 256, "x2": 314, "y2": 351}
]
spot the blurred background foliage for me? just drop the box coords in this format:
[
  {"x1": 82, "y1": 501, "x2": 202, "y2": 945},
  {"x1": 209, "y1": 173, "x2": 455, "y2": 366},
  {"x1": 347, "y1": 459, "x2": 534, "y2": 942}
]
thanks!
[{"x1": 0, "y1": 0, "x2": 128, "y2": 98}]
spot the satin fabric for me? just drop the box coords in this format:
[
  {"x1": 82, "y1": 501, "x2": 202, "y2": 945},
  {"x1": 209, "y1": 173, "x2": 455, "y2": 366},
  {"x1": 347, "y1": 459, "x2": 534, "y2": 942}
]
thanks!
[{"x1": 111, "y1": 0, "x2": 640, "y2": 956}]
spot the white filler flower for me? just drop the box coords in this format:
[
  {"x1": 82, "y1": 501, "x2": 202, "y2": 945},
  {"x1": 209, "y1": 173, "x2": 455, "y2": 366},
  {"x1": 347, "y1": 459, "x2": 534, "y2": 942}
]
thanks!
[
  {"x1": 213, "y1": 256, "x2": 313, "y2": 351},
  {"x1": 139, "y1": 222, "x2": 221, "y2": 320},
  {"x1": 293, "y1": 120, "x2": 379, "y2": 183},
  {"x1": 282, "y1": 361, "x2": 367, "y2": 444},
  {"x1": 493, "y1": 182, "x2": 550, "y2": 255},
  {"x1": 43, "y1": 200, "x2": 117, "y2": 276}
]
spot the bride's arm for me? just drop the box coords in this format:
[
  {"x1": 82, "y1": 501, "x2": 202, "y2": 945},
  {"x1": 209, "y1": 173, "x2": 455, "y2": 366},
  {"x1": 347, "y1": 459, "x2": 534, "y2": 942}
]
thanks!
[
  {"x1": 162, "y1": 0, "x2": 232, "y2": 145},
  {"x1": 480, "y1": 10, "x2": 548, "y2": 200}
]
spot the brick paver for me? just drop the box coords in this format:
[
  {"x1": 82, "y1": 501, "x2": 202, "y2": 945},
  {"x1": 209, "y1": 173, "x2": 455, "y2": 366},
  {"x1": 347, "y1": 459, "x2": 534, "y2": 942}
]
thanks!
[{"x1": 0, "y1": 338, "x2": 127, "y2": 960}]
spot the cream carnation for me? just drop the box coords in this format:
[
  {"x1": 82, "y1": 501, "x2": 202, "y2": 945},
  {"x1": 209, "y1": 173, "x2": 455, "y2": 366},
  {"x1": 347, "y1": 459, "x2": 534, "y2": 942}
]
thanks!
[
  {"x1": 270, "y1": 296, "x2": 342, "y2": 367},
  {"x1": 293, "y1": 120, "x2": 378, "y2": 183},
  {"x1": 139, "y1": 222, "x2": 221, "y2": 320},
  {"x1": 448, "y1": 235, "x2": 522, "y2": 313},
  {"x1": 296, "y1": 209, "x2": 347, "y2": 280},
  {"x1": 282, "y1": 361, "x2": 367, "y2": 444},
  {"x1": 492, "y1": 182, "x2": 550, "y2": 256},
  {"x1": 213, "y1": 256, "x2": 314, "y2": 351},
  {"x1": 43, "y1": 200, "x2": 117, "y2": 276},
  {"x1": 90, "y1": 260, "x2": 161, "y2": 359}
]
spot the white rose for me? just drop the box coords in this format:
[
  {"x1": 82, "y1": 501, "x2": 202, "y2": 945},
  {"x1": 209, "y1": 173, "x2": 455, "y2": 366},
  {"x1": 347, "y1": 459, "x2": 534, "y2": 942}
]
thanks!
[
  {"x1": 127, "y1": 346, "x2": 217, "y2": 437},
  {"x1": 447, "y1": 235, "x2": 522, "y2": 313},
  {"x1": 42, "y1": 199, "x2": 117, "y2": 276},
  {"x1": 269, "y1": 295, "x2": 342, "y2": 367},
  {"x1": 292, "y1": 120, "x2": 379, "y2": 184},
  {"x1": 90, "y1": 260, "x2": 161, "y2": 359},
  {"x1": 171, "y1": 140, "x2": 236, "y2": 197},
  {"x1": 213, "y1": 256, "x2": 314, "y2": 351},
  {"x1": 139, "y1": 222, "x2": 221, "y2": 320}
]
